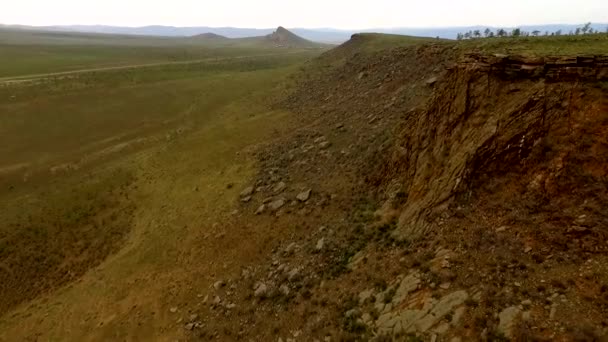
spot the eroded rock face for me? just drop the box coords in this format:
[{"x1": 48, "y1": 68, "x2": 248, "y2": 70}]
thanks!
[
  {"x1": 357, "y1": 272, "x2": 469, "y2": 337},
  {"x1": 376, "y1": 290, "x2": 468, "y2": 335},
  {"x1": 462, "y1": 53, "x2": 608, "y2": 82},
  {"x1": 381, "y1": 54, "x2": 608, "y2": 240}
]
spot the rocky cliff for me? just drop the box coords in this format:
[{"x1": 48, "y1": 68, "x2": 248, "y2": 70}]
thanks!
[
  {"x1": 278, "y1": 39, "x2": 608, "y2": 339},
  {"x1": 381, "y1": 53, "x2": 608, "y2": 240}
]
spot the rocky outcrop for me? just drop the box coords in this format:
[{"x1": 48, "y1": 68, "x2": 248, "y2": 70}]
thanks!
[
  {"x1": 265, "y1": 26, "x2": 321, "y2": 48},
  {"x1": 387, "y1": 54, "x2": 608, "y2": 239},
  {"x1": 462, "y1": 53, "x2": 608, "y2": 81},
  {"x1": 354, "y1": 271, "x2": 470, "y2": 337}
]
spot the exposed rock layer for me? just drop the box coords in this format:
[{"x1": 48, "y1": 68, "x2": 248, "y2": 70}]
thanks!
[{"x1": 385, "y1": 54, "x2": 608, "y2": 238}]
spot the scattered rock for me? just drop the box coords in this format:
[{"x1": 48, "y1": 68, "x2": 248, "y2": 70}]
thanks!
[
  {"x1": 319, "y1": 141, "x2": 332, "y2": 150},
  {"x1": 241, "y1": 196, "x2": 252, "y2": 203},
  {"x1": 345, "y1": 308, "x2": 360, "y2": 318},
  {"x1": 269, "y1": 199, "x2": 286, "y2": 211},
  {"x1": 495, "y1": 225, "x2": 509, "y2": 232},
  {"x1": 273, "y1": 182, "x2": 287, "y2": 194},
  {"x1": 439, "y1": 282, "x2": 451, "y2": 290},
  {"x1": 393, "y1": 273, "x2": 421, "y2": 303},
  {"x1": 498, "y1": 306, "x2": 521, "y2": 339},
  {"x1": 284, "y1": 243, "x2": 297, "y2": 255},
  {"x1": 549, "y1": 304, "x2": 557, "y2": 319},
  {"x1": 185, "y1": 323, "x2": 195, "y2": 331},
  {"x1": 214, "y1": 280, "x2": 225, "y2": 290},
  {"x1": 254, "y1": 283, "x2": 268, "y2": 298},
  {"x1": 170, "y1": 307, "x2": 178, "y2": 313},
  {"x1": 296, "y1": 189, "x2": 312, "y2": 202},
  {"x1": 315, "y1": 238, "x2": 325, "y2": 251},
  {"x1": 361, "y1": 313, "x2": 372, "y2": 324},
  {"x1": 287, "y1": 268, "x2": 301, "y2": 281},
  {"x1": 240, "y1": 186, "x2": 254, "y2": 197},
  {"x1": 426, "y1": 77, "x2": 438, "y2": 86},
  {"x1": 359, "y1": 289, "x2": 375, "y2": 304},
  {"x1": 255, "y1": 204, "x2": 266, "y2": 215},
  {"x1": 189, "y1": 314, "x2": 199, "y2": 322},
  {"x1": 279, "y1": 284, "x2": 290, "y2": 296}
]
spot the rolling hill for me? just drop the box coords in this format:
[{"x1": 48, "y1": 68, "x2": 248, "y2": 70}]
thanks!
[
  {"x1": 2, "y1": 22, "x2": 607, "y2": 42},
  {"x1": 0, "y1": 25, "x2": 328, "y2": 49}
]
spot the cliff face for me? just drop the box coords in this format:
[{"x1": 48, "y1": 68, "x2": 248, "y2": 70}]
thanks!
[
  {"x1": 285, "y1": 43, "x2": 608, "y2": 244},
  {"x1": 379, "y1": 54, "x2": 608, "y2": 240},
  {"x1": 279, "y1": 43, "x2": 608, "y2": 338},
  {"x1": 464, "y1": 53, "x2": 608, "y2": 81}
]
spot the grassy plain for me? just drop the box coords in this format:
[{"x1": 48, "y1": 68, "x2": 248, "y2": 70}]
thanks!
[
  {"x1": 0, "y1": 28, "x2": 322, "y2": 77},
  {"x1": 0, "y1": 29, "x2": 321, "y2": 340}
]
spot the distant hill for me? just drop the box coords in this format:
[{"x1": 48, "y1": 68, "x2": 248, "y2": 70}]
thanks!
[
  {"x1": 1, "y1": 23, "x2": 607, "y2": 43},
  {"x1": 264, "y1": 26, "x2": 322, "y2": 48},
  {"x1": 192, "y1": 32, "x2": 228, "y2": 40},
  {"x1": 0, "y1": 25, "x2": 329, "y2": 50}
]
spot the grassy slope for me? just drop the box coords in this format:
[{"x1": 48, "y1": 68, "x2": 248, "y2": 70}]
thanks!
[{"x1": 0, "y1": 36, "x2": 320, "y2": 338}]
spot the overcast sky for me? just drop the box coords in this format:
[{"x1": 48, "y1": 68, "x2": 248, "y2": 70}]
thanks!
[{"x1": 2, "y1": 0, "x2": 607, "y2": 29}]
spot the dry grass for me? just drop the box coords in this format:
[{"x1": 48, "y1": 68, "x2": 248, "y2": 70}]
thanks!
[{"x1": 0, "y1": 43, "x2": 317, "y2": 340}]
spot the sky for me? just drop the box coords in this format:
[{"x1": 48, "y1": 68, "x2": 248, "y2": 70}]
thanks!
[{"x1": 2, "y1": 0, "x2": 607, "y2": 29}]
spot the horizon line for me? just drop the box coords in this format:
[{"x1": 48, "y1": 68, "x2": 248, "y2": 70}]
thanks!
[{"x1": 2, "y1": 22, "x2": 608, "y2": 32}]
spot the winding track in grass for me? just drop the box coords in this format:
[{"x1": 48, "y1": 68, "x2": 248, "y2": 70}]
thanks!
[{"x1": 0, "y1": 50, "x2": 312, "y2": 84}]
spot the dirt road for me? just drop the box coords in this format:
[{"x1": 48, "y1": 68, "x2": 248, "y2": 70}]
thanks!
[{"x1": 0, "y1": 50, "x2": 309, "y2": 85}]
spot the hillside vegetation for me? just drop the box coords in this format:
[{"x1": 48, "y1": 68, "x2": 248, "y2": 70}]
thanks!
[{"x1": 0, "y1": 31, "x2": 607, "y2": 341}]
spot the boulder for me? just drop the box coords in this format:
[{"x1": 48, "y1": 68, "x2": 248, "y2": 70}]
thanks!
[
  {"x1": 269, "y1": 199, "x2": 286, "y2": 211},
  {"x1": 296, "y1": 189, "x2": 312, "y2": 202}
]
